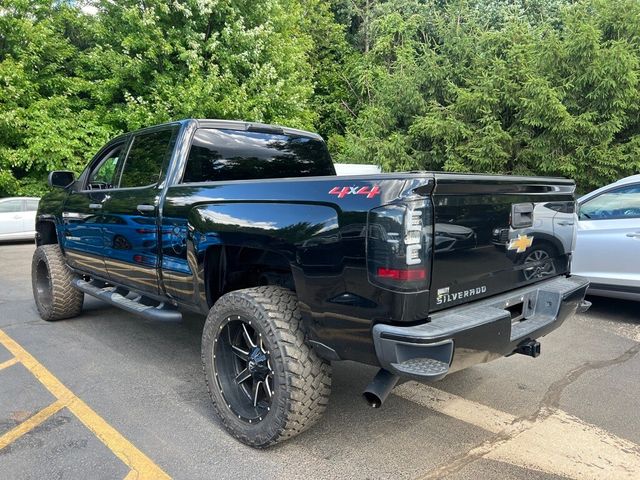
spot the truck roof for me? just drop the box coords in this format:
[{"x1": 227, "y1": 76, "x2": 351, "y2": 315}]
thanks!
[{"x1": 118, "y1": 119, "x2": 323, "y2": 142}]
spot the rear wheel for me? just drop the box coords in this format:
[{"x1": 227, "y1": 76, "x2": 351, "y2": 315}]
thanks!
[
  {"x1": 201, "y1": 286, "x2": 331, "y2": 447},
  {"x1": 31, "y1": 245, "x2": 84, "y2": 321}
]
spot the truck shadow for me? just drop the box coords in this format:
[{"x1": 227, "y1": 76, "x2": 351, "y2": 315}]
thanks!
[{"x1": 72, "y1": 297, "x2": 484, "y2": 458}]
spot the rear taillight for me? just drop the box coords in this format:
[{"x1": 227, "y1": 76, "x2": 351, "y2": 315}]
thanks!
[{"x1": 367, "y1": 199, "x2": 432, "y2": 292}]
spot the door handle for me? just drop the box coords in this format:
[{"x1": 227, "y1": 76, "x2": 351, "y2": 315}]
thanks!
[
  {"x1": 511, "y1": 203, "x2": 534, "y2": 229},
  {"x1": 556, "y1": 221, "x2": 574, "y2": 226},
  {"x1": 137, "y1": 204, "x2": 156, "y2": 213},
  {"x1": 89, "y1": 203, "x2": 103, "y2": 210},
  {"x1": 13, "y1": 215, "x2": 22, "y2": 219},
  {"x1": 626, "y1": 232, "x2": 640, "y2": 238}
]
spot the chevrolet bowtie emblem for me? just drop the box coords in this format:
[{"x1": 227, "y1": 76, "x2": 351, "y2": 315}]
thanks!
[{"x1": 507, "y1": 234, "x2": 533, "y2": 253}]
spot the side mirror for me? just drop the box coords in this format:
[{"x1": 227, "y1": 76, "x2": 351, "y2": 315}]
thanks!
[{"x1": 48, "y1": 170, "x2": 75, "y2": 189}]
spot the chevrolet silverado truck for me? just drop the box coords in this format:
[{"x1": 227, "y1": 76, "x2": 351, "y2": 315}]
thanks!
[{"x1": 32, "y1": 119, "x2": 590, "y2": 447}]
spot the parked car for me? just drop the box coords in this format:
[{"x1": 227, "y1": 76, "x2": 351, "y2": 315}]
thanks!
[
  {"x1": 333, "y1": 163, "x2": 381, "y2": 175},
  {"x1": 0, "y1": 197, "x2": 39, "y2": 241},
  {"x1": 32, "y1": 119, "x2": 589, "y2": 447},
  {"x1": 572, "y1": 174, "x2": 640, "y2": 301}
]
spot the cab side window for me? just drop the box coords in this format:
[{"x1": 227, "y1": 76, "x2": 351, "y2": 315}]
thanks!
[
  {"x1": 182, "y1": 128, "x2": 334, "y2": 183},
  {"x1": 580, "y1": 184, "x2": 640, "y2": 220},
  {"x1": 119, "y1": 128, "x2": 177, "y2": 188},
  {"x1": 88, "y1": 144, "x2": 125, "y2": 190}
]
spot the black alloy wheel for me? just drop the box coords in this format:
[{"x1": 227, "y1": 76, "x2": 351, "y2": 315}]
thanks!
[
  {"x1": 201, "y1": 286, "x2": 331, "y2": 448},
  {"x1": 35, "y1": 257, "x2": 53, "y2": 308},
  {"x1": 214, "y1": 316, "x2": 274, "y2": 423}
]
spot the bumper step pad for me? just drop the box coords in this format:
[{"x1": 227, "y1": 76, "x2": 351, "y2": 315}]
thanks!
[
  {"x1": 511, "y1": 314, "x2": 554, "y2": 341},
  {"x1": 392, "y1": 358, "x2": 449, "y2": 378}
]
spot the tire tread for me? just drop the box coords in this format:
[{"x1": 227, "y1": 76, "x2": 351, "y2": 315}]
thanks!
[
  {"x1": 202, "y1": 286, "x2": 331, "y2": 447},
  {"x1": 32, "y1": 245, "x2": 83, "y2": 321}
]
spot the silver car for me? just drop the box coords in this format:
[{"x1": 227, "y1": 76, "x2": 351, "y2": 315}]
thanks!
[
  {"x1": 572, "y1": 174, "x2": 640, "y2": 301},
  {"x1": 0, "y1": 197, "x2": 40, "y2": 241}
]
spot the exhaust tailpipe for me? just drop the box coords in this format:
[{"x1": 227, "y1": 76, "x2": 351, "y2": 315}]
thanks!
[{"x1": 363, "y1": 369, "x2": 399, "y2": 408}]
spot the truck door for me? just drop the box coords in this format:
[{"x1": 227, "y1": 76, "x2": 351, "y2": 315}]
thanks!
[
  {"x1": 100, "y1": 126, "x2": 179, "y2": 295},
  {"x1": 61, "y1": 141, "x2": 127, "y2": 274}
]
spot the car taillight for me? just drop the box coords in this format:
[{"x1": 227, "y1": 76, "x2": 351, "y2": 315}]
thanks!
[{"x1": 367, "y1": 199, "x2": 432, "y2": 292}]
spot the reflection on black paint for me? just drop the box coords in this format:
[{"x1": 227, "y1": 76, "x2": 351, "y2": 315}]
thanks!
[
  {"x1": 430, "y1": 198, "x2": 575, "y2": 309},
  {"x1": 434, "y1": 223, "x2": 477, "y2": 253}
]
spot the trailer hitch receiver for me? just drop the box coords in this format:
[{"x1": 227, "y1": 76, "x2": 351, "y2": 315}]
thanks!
[{"x1": 515, "y1": 339, "x2": 541, "y2": 358}]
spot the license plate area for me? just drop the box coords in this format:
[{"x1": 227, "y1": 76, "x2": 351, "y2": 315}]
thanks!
[{"x1": 504, "y1": 292, "x2": 537, "y2": 326}]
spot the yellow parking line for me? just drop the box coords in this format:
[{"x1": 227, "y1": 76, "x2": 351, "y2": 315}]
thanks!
[
  {"x1": 124, "y1": 470, "x2": 142, "y2": 480},
  {"x1": 0, "y1": 399, "x2": 65, "y2": 450},
  {"x1": 0, "y1": 357, "x2": 18, "y2": 371},
  {"x1": 0, "y1": 329, "x2": 170, "y2": 480}
]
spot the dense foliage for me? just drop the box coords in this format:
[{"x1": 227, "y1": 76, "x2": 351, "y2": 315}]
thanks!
[{"x1": 1, "y1": 0, "x2": 639, "y2": 195}]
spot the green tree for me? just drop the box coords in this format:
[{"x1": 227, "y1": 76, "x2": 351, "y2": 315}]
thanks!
[
  {"x1": 0, "y1": 0, "x2": 318, "y2": 195},
  {"x1": 334, "y1": 0, "x2": 640, "y2": 192},
  {"x1": 1, "y1": 0, "x2": 640, "y2": 195},
  {"x1": 0, "y1": 0, "x2": 114, "y2": 195}
]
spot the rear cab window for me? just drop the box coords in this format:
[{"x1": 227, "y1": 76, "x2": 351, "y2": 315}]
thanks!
[{"x1": 182, "y1": 128, "x2": 335, "y2": 183}]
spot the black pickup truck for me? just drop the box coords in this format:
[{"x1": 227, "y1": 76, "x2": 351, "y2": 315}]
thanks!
[{"x1": 33, "y1": 119, "x2": 590, "y2": 447}]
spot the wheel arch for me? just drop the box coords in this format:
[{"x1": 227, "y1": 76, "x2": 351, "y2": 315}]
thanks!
[
  {"x1": 203, "y1": 244, "x2": 295, "y2": 308},
  {"x1": 187, "y1": 202, "x2": 340, "y2": 310},
  {"x1": 35, "y1": 219, "x2": 59, "y2": 246}
]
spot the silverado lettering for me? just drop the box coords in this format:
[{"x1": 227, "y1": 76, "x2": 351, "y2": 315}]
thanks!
[{"x1": 436, "y1": 286, "x2": 487, "y2": 305}]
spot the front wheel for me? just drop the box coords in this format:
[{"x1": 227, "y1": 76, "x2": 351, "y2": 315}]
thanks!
[
  {"x1": 201, "y1": 286, "x2": 331, "y2": 448},
  {"x1": 31, "y1": 245, "x2": 84, "y2": 321}
]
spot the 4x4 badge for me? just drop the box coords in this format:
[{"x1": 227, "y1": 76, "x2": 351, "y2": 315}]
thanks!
[
  {"x1": 329, "y1": 185, "x2": 380, "y2": 199},
  {"x1": 508, "y1": 234, "x2": 534, "y2": 253}
]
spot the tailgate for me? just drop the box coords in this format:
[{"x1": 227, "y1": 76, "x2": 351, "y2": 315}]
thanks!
[{"x1": 429, "y1": 174, "x2": 576, "y2": 311}]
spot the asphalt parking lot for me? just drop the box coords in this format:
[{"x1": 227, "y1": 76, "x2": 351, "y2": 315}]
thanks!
[{"x1": 1, "y1": 242, "x2": 639, "y2": 479}]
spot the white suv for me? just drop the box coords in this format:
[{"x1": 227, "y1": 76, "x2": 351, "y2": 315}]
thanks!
[{"x1": 572, "y1": 175, "x2": 640, "y2": 301}]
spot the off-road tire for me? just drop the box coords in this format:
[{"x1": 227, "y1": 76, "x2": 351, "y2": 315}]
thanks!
[
  {"x1": 32, "y1": 245, "x2": 84, "y2": 321},
  {"x1": 202, "y1": 286, "x2": 332, "y2": 448}
]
